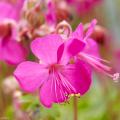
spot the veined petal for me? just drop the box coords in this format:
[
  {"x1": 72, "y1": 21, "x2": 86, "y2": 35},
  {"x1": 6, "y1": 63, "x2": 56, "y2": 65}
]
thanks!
[
  {"x1": 40, "y1": 59, "x2": 91, "y2": 108},
  {"x1": 31, "y1": 34, "x2": 63, "y2": 64},
  {"x1": 39, "y1": 79, "x2": 53, "y2": 108},
  {"x1": 61, "y1": 60, "x2": 92, "y2": 95},
  {"x1": 14, "y1": 61, "x2": 48, "y2": 92},
  {"x1": 39, "y1": 73, "x2": 68, "y2": 108}
]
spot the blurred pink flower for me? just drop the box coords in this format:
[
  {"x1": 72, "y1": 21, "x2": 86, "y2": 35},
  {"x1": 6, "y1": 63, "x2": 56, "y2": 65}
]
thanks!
[
  {"x1": 0, "y1": 30, "x2": 28, "y2": 65},
  {"x1": 45, "y1": 2, "x2": 57, "y2": 26},
  {"x1": 0, "y1": 0, "x2": 24, "y2": 21},
  {"x1": 0, "y1": 0, "x2": 28, "y2": 65},
  {"x1": 14, "y1": 34, "x2": 91, "y2": 108},
  {"x1": 45, "y1": 1, "x2": 71, "y2": 26},
  {"x1": 66, "y1": 0, "x2": 102, "y2": 14}
]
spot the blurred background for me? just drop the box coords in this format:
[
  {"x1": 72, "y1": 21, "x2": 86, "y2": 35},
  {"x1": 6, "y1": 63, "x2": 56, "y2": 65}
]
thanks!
[{"x1": 0, "y1": 0, "x2": 120, "y2": 120}]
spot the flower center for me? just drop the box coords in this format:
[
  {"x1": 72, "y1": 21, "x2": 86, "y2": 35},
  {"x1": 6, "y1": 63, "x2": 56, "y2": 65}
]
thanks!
[{"x1": 48, "y1": 64, "x2": 63, "y2": 74}]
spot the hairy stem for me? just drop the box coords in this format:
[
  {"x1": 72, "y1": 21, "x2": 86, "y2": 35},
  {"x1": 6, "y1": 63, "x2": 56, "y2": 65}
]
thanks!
[{"x1": 73, "y1": 96, "x2": 78, "y2": 120}]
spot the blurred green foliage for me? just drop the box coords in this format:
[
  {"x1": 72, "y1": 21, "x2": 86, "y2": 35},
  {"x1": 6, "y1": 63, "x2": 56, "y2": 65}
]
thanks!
[{"x1": 4, "y1": 75, "x2": 120, "y2": 120}]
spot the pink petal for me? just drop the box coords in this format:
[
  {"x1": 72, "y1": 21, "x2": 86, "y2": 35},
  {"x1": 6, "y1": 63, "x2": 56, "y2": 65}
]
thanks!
[
  {"x1": 0, "y1": 38, "x2": 3, "y2": 60},
  {"x1": 39, "y1": 59, "x2": 91, "y2": 108},
  {"x1": 0, "y1": 0, "x2": 24, "y2": 21},
  {"x1": 0, "y1": 38, "x2": 28, "y2": 65},
  {"x1": 84, "y1": 19, "x2": 97, "y2": 40},
  {"x1": 12, "y1": 0, "x2": 24, "y2": 21},
  {"x1": 70, "y1": 23, "x2": 84, "y2": 40},
  {"x1": 45, "y1": 2, "x2": 56, "y2": 26},
  {"x1": 0, "y1": 2, "x2": 17, "y2": 21},
  {"x1": 58, "y1": 38, "x2": 85, "y2": 64},
  {"x1": 39, "y1": 80, "x2": 53, "y2": 108},
  {"x1": 61, "y1": 60, "x2": 92, "y2": 95},
  {"x1": 39, "y1": 73, "x2": 68, "y2": 108},
  {"x1": 14, "y1": 61, "x2": 48, "y2": 92},
  {"x1": 31, "y1": 34, "x2": 63, "y2": 64},
  {"x1": 14, "y1": 0, "x2": 24, "y2": 10},
  {"x1": 83, "y1": 38, "x2": 100, "y2": 57}
]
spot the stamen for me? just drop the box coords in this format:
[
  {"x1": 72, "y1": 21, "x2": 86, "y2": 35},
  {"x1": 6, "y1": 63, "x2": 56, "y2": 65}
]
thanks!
[
  {"x1": 55, "y1": 73, "x2": 67, "y2": 102},
  {"x1": 79, "y1": 53, "x2": 120, "y2": 81},
  {"x1": 69, "y1": 94, "x2": 74, "y2": 97},
  {"x1": 68, "y1": 93, "x2": 80, "y2": 97},
  {"x1": 49, "y1": 64, "x2": 80, "y2": 104},
  {"x1": 85, "y1": 54, "x2": 110, "y2": 64},
  {"x1": 51, "y1": 68, "x2": 68, "y2": 103},
  {"x1": 75, "y1": 93, "x2": 81, "y2": 98},
  {"x1": 59, "y1": 72, "x2": 76, "y2": 93}
]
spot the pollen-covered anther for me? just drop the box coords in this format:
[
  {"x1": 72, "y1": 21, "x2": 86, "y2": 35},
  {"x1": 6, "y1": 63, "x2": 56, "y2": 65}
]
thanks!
[
  {"x1": 68, "y1": 93, "x2": 80, "y2": 98},
  {"x1": 75, "y1": 93, "x2": 81, "y2": 98}
]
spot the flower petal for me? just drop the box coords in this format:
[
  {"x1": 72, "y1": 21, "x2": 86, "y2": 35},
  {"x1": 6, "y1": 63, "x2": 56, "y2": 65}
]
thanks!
[
  {"x1": 31, "y1": 34, "x2": 63, "y2": 64},
  {"x1": 39, "y1": 73, "x2": 68, "y2": 108},
  {"x1": 83, "y1": 38, "x2": 100, "y2": 57},
  {"x1": 39, "y1": 80, "x2": 53, "y2": 108},
  {"x1": 0, "y1": 2, "x2": 17, "y2": 21},
  {"x1": 61, "y1": 60, "x2": 92, "y2": 95},
  {"x1": 14, "y1": 61, "x2": 48, "y2": 93},
  {"x1": 70, "y1": 23, "x2": 84, "y2": 40},
  {"x1": 45, "y1": 2, "x2": 56, "y2": 26},
  {"x1": 58, "y1": 38, "x2": 85, "y2": 64},
  {"x1": 0, "y1": 38, "x2": 3, "y2": 60},
  {"x1": 84, "y1": 19, "x2": 97, "y2": 40},
  {"x1": 0, "y1": 38, "x2": 28, "y2": 65},
  {"x1": 0, "y1": 0, "x2": 24, "y2": 21}
]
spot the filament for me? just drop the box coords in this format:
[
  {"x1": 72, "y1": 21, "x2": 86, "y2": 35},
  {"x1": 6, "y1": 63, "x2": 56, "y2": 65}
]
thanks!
[{"x1": 78, "y1": 52, "x2": 120, "y2": 82}]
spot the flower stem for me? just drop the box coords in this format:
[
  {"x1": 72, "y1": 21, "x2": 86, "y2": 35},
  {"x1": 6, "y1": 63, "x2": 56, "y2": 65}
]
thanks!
[{"x1": 73, "y1": 96, "x2": 78, "y2": 120}]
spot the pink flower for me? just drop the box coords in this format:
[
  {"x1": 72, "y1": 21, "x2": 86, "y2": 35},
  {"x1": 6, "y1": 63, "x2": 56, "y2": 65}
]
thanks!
[
  {"x1": 0, "y1": 0, "x2": 28, "y2": 65},
  {"x1": 45, "y1": 1, "x2": 70, "y2": 25},
  {"x1": 66, "y1": 0, "x2": 102, "y2": 15},
  {"x1": 14, "y1": 34, "x2": 91, "y2": 108},
  {"x1": 69, "y1": 19, "x2": 119, "y2": 81},
  {"x1": 0, "y1": 0, "x2": 24, "y2": 21}
]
